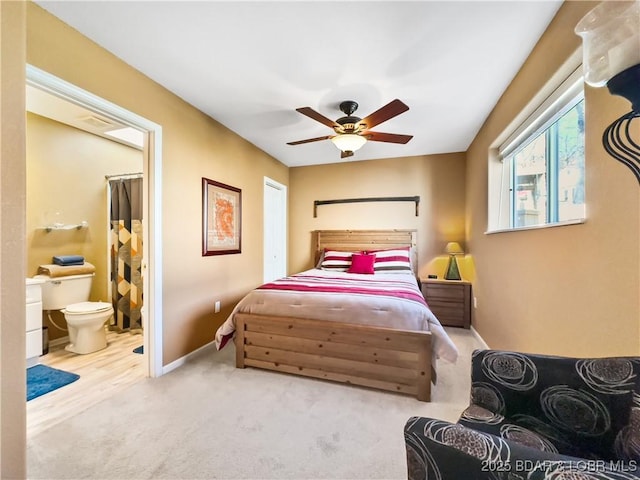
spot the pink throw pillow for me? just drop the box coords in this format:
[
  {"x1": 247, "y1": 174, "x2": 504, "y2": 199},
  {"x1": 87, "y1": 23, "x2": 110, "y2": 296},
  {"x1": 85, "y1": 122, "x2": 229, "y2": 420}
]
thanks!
[{"x1": 347, "y1": 253, "x2": 376, "y2": 274}]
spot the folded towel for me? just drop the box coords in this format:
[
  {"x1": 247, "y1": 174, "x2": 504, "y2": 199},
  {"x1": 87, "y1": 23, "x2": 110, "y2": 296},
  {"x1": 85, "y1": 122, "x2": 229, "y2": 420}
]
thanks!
[
  {"x1": 38, "y1": 262, "x2": 96, "y2": 278},
  {"x1": 52, "y1": 255, "x2": 85, "y2": 266},
  {"x1": 54, "y1": 260, "x2": 84, "y2": 266}
]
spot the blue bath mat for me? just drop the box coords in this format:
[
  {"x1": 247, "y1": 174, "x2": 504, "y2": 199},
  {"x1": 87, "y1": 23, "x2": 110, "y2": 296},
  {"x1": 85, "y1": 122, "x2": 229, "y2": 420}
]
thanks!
[
  {"x1": 27, "y1": 364, "x2": 80, "y2": 401},
  {"x1": 133, "y1": 345, "x2": 143, "y2": 354}
]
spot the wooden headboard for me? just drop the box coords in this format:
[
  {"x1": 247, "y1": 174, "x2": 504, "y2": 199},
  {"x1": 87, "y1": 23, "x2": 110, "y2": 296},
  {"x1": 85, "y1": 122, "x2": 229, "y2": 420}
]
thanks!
[{"x1": 314, "y1": 229, "x2": 418, "y2": 273}]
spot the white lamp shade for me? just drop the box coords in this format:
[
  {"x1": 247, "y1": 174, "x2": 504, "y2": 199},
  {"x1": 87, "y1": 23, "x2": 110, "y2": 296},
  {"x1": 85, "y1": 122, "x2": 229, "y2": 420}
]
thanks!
[
  {"x1": 330, "y1": 133, "x2": 367, "y2": 152},
  {"x1": 575, "y1": 0, "x2": 640, "y2": 87}
]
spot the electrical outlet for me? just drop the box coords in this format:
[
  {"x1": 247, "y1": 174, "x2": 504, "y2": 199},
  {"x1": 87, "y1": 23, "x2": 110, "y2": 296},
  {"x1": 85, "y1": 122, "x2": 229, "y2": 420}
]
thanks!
[
  {"x1": 473, "y1": 297, "x2": 478, "y2": 309},
  {"x1": 215, "y1": 300, "x2": 221, "y2": 313}
]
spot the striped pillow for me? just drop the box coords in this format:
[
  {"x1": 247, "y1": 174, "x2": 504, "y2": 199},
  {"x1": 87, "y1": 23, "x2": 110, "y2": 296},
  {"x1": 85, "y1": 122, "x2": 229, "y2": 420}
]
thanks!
[
  {"x1": 367, "y1": 247, "x2": 412, "y2": 273},
  {"x1": 320, "y1": 249, "x2": 354, "y2": 271}
]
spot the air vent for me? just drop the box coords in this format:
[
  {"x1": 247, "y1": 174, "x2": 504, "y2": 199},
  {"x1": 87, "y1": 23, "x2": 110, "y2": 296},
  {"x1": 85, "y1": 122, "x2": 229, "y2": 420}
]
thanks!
[{"x1": 80, "y1": 115, "x2": 113, "y2": 128}]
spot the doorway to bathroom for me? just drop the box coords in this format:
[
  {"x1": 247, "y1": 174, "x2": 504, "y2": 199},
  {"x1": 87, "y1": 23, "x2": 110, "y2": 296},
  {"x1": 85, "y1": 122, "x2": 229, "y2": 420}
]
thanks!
[{"x1": 25, "y1": 65, "x2": 163, "y2": 376}]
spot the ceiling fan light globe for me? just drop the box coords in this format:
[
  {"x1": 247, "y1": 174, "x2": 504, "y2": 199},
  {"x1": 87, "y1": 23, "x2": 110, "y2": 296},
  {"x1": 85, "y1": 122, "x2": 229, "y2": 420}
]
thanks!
[{"x1": 331, "y1": 133, "x2": 366, "y2": 153}]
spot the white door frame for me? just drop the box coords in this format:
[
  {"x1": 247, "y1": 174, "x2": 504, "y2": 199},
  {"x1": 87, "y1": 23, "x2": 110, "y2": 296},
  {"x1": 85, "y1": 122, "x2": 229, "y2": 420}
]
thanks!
[
  {"x1": 263, "y1": 177, "x2": 287, "y2": 282},
  {"x1": 26, "y1": 65, "x2": 164, "y2": 378}
]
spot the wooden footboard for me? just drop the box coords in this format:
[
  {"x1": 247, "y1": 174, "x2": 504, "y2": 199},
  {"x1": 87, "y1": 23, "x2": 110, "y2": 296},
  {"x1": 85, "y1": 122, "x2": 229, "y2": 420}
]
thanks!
[{"x1": 234, "y1": 313, "x2": 434, "y2": 401}]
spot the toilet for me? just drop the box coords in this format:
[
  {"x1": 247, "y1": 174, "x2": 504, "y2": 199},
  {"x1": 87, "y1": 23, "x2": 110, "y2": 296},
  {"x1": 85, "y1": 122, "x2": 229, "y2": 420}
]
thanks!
[{"x1": 35, "y1": 273, "x2": 114, "y2": 354}]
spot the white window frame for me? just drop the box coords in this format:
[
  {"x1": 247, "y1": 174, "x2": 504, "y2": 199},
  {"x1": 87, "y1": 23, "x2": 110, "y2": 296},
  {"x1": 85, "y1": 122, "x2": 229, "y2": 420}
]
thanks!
[{"x1": 487, "y1": 66, "x2": 586, "y2": 234}]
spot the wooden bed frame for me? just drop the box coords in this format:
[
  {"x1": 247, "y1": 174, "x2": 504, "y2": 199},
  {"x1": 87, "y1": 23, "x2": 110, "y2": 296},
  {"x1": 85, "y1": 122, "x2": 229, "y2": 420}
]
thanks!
[{"x1": 234, "y1": 229, "x2": 436, "y2": 401}]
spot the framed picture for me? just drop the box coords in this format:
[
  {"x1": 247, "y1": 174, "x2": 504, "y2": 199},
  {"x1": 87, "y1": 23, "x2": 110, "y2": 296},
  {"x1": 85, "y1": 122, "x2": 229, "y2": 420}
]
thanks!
[{"x1": 202, "y1": 178, "x2": 242, "y2": 256}]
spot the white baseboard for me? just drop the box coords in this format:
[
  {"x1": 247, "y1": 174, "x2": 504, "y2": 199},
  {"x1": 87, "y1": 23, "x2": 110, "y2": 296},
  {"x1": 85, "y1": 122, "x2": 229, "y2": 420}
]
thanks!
[
  {"x1": 49, "y1": 336, "x2": 69, "y2": 348},
  {"x1": 48, "y1": 333, "x2": 217, "y2": 377},
  {"x1": 470, "y1": 326, "x2": 489, "y2": 349},
  {"x1": 162, "y1": 339, "x2": 217, "y2": 375}
]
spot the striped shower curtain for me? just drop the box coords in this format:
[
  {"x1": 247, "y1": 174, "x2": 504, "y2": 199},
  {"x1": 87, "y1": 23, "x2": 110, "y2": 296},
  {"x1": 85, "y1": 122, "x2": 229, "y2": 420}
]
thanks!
[{"x1": 109, "y1": 177, "x2": 143, "y2": 333}]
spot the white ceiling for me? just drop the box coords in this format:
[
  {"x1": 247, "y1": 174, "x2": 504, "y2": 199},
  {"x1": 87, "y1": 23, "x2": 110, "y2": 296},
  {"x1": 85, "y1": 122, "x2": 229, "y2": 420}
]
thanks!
[
  {"x1": 36, "y1": 1, "x2": 563, "y2": 167},
  {"x1": 26, "y1": 85, "x2": 144, "y2": 150}
]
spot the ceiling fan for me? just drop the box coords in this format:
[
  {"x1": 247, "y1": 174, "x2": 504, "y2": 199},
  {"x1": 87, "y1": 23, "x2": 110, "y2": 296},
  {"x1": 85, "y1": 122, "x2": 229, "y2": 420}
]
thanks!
[{"x1": 287, "y1": 99, "x2": 413, "y2": 159}]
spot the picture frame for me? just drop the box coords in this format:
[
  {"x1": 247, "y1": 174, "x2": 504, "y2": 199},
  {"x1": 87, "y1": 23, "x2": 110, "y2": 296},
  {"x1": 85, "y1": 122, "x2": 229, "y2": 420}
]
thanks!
[{"x1": 202, "y1": 177, "x2": 242, "y2": 256}]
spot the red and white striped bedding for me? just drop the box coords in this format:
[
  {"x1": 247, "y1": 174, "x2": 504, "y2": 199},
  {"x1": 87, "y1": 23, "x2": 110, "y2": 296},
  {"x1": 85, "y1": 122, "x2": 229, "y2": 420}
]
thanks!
[
  {"x1": 215, "y1": 269, "x2": 459, "y2": 363},
  {"x1": 258, "y1": 272, "x2": 427, "y2": 305}
]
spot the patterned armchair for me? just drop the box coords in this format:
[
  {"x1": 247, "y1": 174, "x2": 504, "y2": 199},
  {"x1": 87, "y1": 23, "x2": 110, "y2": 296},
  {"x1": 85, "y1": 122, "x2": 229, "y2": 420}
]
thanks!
[{"x1": 405, "y1": 350, "x2": 640, "y2": 479}]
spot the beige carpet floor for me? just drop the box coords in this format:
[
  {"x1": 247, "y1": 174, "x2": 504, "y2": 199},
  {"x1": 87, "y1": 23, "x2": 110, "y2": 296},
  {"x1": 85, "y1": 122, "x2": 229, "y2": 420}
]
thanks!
[{"x1": 27, "y1": 327, "x2": 482, "y2": 479}]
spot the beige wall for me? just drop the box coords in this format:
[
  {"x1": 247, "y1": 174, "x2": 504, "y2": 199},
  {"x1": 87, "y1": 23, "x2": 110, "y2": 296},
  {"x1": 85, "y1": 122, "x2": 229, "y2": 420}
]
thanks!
[
  {"x1": 26, "y1": 3, "x2": 289, "y2": 364},
  {"x1": 26, "y1": 113, "x2": 143, "y2": 340},
  {"x1": 0, "y1": 1, "x2": 27, "y2": 477},
  {"x1": 289, "y1": 153, "x2": 468, "y2": 279},
  {"x1": 466, "y1": 1, "x2": 640, "y2": 356}
]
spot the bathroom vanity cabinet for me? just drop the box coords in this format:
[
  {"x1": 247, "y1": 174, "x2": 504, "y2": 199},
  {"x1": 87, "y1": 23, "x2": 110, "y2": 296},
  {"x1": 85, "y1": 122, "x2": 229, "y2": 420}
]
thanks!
[{"x1": 26, "y1": 278, "x2": 45, "y2": 366}]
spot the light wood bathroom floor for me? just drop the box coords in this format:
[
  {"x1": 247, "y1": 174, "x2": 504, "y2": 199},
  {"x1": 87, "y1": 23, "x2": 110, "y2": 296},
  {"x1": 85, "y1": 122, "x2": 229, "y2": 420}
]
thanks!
[{"x1": 27, "y1": 329, "x2": 145, "y2": 438}]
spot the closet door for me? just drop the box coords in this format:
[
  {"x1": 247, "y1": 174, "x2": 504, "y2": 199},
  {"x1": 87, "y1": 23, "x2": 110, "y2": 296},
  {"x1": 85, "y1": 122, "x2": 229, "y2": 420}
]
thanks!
[{"x1": 263, "y1": 177, "x2": 287, "y2": 283}]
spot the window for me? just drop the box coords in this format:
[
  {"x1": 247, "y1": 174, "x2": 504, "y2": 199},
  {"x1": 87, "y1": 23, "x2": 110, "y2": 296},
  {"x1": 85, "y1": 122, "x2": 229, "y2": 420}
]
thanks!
[
  {"x1": 490, "y1": 68, "x2": 586, "y2": 232},
  {"x1": 509, "y1": 98, "x2": 585, "y2": 227}
]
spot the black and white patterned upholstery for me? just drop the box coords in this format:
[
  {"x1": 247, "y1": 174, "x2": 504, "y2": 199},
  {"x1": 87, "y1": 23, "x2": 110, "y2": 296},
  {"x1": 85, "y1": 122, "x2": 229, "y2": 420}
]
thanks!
[{"x1": 405, "y1": 350, "x2": 640, "y2": 479}]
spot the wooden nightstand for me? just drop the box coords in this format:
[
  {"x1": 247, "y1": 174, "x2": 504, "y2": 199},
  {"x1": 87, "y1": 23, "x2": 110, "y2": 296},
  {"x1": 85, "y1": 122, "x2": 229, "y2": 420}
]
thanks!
[{"x1": 421, "y1": 279, "x2": 472, "y2": 329}]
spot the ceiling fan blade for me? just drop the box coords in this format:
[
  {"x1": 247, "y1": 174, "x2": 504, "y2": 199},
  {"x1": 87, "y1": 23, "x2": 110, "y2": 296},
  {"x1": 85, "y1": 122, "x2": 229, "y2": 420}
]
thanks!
[
  {"x1": 341, "y1": 150, "x2": 354, "y2": 159},
  {"x1": 358, "y1": 99, "x2": 409, "y2": 129},
  {"x1": 296, "y1": 107, "x2": 341, "y2": 129},
  {"x1": 363, "y1": 131, "x2": 413, "y2": 144},
  {"x1": 287, "y1": 135, "x2": 333, "y2": 146}
]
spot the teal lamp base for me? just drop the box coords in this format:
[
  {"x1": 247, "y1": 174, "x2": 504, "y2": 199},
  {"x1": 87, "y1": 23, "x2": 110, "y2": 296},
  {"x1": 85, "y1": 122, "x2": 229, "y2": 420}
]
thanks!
[{"x1": 444, "y1": 255, "x2": 461, "y2": 281}]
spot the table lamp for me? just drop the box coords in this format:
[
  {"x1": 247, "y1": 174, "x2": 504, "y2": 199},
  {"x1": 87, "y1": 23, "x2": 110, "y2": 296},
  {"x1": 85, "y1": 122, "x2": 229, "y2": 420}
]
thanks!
[{"x1": 444, "y1": 242, "x2": 464, "y2": 281}]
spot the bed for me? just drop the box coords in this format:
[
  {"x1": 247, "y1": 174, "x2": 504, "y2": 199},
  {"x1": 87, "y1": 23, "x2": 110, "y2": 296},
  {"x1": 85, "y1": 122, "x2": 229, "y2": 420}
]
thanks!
[{"x1": 215, "y1": 229, "x2": 459, "y2": 401}]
